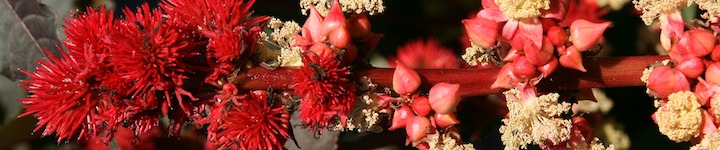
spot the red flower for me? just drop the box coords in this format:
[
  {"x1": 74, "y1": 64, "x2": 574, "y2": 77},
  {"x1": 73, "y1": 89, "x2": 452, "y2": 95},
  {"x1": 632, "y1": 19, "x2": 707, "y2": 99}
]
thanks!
[
  {"x1": 62, "y1": 7, "x2": 128, "y2": 98},
  {"x1": 205, "y1": 90, "x2": 290, "y2": 150},
  {"x1": 19, "y1": 50, "x2": 102, "y2": 142},
  {"x1": 63, "y1": 6, "x2": 115, "y2": 64},
  {"x1": 292, "y1": 53, "x2": 356, "y2": 130},
  {"x1": 390, "y1": 39, "x2": 461, "y2": 69},
  {"x1": 161, "y1": 0, "x2": 268, "y2": 84},
  {"x1": 203, "y1": 26, "x2": 263, "y2": 84},
  {"x1": 110, "y1": 4, "x2": 202, "y2": 115},
  {"x1": 161, "y1": 0, "x2": 267, "y2": 32}
]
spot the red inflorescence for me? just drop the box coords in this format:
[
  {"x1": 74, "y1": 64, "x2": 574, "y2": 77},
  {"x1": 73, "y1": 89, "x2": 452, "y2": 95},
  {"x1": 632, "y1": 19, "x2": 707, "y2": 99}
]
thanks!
[
  {"x1": 207, "y1": 90, "x2": 290, "y2": 150},
  {"x1": 292, "y1": 53, "x2": 356, "y2": 130},
  {"x1": 20, "y1": 0, "x2": 272, "y2": 145},
  {"x1": 110, "y1": 4, "x2": 202, "y2": 115},
  {"x1": 19, "y1": 7, "x2": 121, "y2": 142},
  {"x1": 390, "y1": 39, "x2": 461, "y2": 69},
  {"x1": 19, "y1": 49, "x2": 102, "y2": 142},
  {"x1": 162, "y1": 0, "x2": 269, "y2": 84}
]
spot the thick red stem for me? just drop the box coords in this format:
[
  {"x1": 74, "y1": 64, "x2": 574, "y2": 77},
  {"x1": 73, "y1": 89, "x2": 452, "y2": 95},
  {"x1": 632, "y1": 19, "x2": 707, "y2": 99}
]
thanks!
[{"x1": 239, "y1": 56, "x2": 668, "y2": 96}]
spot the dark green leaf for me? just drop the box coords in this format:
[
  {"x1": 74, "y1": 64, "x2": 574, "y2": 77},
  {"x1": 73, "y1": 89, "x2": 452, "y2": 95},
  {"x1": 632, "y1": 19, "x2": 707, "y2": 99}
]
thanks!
[{"x1": 0, "y1": 0, "x2": 62, "y2": 80}]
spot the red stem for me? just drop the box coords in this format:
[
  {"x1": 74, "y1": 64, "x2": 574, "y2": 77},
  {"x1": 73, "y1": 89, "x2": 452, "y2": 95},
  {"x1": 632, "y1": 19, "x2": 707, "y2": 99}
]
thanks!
[{"x1": 238, "y1": 56, "x2": 668, "y2": 96}]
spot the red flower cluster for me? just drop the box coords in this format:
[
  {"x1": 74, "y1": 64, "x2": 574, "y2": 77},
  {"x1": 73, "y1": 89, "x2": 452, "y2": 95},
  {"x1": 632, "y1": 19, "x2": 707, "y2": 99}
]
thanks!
[
  {"x1": 390, "y1": 38, "x2": 461, "y2": 69},
  {"x1": 19, "y1": 0, "x2": 270, "y2": 146},
  {"x1": 292, "y1": 53, "x2": 355, "y2": 130},
  {"x1": 641, "y1": 9, "x2": 720, "y2": 146},
  {"x1": 162, "y1": 0, "x2": 268, "y2": 84},
  {"x1": 197, "y1": 84, "x2": 290, "y2": 150},
  {"x1": 290, "y1": 0, "x2": 382, "y2": 130},
  {"x1": 463, "y1": 0, "x2": 610, "y2": 89}
]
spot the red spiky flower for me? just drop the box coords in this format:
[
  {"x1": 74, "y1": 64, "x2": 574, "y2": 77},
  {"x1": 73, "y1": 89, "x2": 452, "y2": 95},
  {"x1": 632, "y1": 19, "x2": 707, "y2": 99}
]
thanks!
[
  {"x1": 110, "y1": 4, "x2": 203, "y2": 116},
  {"x1": 204, "y1": 88, "x2": 290, "y2": 150},
  {"x1": 390, "y1": 38, "x2": 461, "y2": 69},
  {"x1": 292, "y1": 53, "x2": 356, "y2": 130},
  {"x1": 19, "y1": 49, "x2": 102, "y2": 142},
  {"x1": 161, "y1": 0, "x2": 269, "y2": 84},
  {"x1": 63, "y1": 6, "x2": 115, "y2": 65},
  {"x1": 18, "y1": 7, "x2": 122, "y2": 142}
]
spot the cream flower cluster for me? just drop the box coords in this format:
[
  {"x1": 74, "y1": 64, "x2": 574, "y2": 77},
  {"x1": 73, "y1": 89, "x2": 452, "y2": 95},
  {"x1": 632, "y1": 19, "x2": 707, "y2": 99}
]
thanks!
[
  {"x1": 494, "y1": 0, "x2": 551, "y2": 19},
  {"x1": 655, "y1": 91, "x2": 702, "y2": 142},
  {"x1": 259, "y1": 18, "x2": 304, "y2": 67},
  {"x1": 300, "y1": 0, "x2": 385, "y2": 16},
  {"x1": 499, "y1": 89, "x2": 573, "y2": 150}
]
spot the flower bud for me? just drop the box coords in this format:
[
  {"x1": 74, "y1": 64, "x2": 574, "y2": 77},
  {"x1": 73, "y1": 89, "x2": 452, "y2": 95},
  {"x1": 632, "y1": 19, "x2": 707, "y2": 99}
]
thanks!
[
  {"x1": 389, "y1": 105, "x2": 414, "y2": 130},
  {"x1": 347, "y1": 13, "x2": 371, "y2": 39},
  {"x1": 329, "y1": 26, "x2": 351, "y2": 49},
  {"x1": 341, "y1": 44, "x2": 357, "y2": 65},
  {"x1": 308, "y1": 43, "x2": 335, "y2": 58},
  {"x1": 429, "y1": 83, "x2": 461, "y2": 114},
  {"x1": 675, "y1": 56, "x2": 705, "y2": 79},
  {"x1": 321, "y1": 0, "x2": 346, "y2": 36},
  {"x1": 647, "y1": 66, "x2": 690, "y2": 98},
  {"x1": 711, "y1": 45, "x2": 720, "y2": 62},
  {"x1": 462, "y1": 16, "x2": 500, "y2": 48},
  {"x1": 540, "y1": 19, "x2": 557, "y2": 32},
  {"x1": 538, "y1": 56, "x2": 559, "y2": 76},
  {"x1": 406, "y1": 116, "x2": 431, "y2": 142},
  {"x1": 569, "y1": 19, "x2": 611, "y2": 51},
  {"x1": 701, "y1": 110, "x2": 719, "y2": 135},
  {"x1": 433, "y1": 113, "x2": 460, "y2": 128},
  {"x1": 393, "y1": 62, "x2": 421, "y2": 95},
  {"x1": 524, "y1": 37, "x2": 554, "y2": 65},
  {"x1": 492, "y1": 64, "x2": 516, "y2": 89},
  {"x1": 411, "y1": 96, "x2": 432, "y2": 117},
  {"x1": 303, "y1": 5, "x2": 325, "y2": 42},
  {"x1": 694, "y1": 82, "x2": 714, "y2": 106},
  {"x1": 503, "y1": 49, "x2": 521, "y2": 62},
  {"x1": 547, "y1": 26, "x2": 568, "y2": 46},
  {"x1": 559, "y1": 46, "x2": 586, "y2": 72},
  {"x1": 513, "y1": 56, "x2": 540, "y2": 79},
  {"x1": 706, "y1": 62, "x2": 720, "y2": 85},
  {"x1": 674, "y1": 29, "x2": 716, "y2": 58}
]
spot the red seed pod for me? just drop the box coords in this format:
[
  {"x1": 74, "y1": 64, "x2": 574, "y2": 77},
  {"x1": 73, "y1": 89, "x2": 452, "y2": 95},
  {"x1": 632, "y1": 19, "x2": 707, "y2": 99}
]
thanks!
[
  {"x1": 406, "y1": 116, "x2": 431, "y2": 142},
  {"x1": 329, "y1": 26, "x2": 351, "y2": 49},
  {"x1": 392, "y1": 62, "x2": 421, "y2": 95},
  {"x1": 706, "y1": 62, "x2": 720, "y2": 85},
  {"x1": 711, "y1": 45, "x2": 720, "y2": 61},
  {"x1": 694, "y1": 82, "x2": 714, "y2": 106},
  {"x1": 462, "y1": 16, "x2": 500, "y2": 48},
  {"x1": 389, "y1": 105, "x2": 415, "y2": 131},
  {"x1": 675, "y1": 56, "x2": 705, "y2": 79},
  {"x1": 433, "y1": 113, "x2": 460, "y2": 128},
  {"x1": 559, "y1": 46, "x2": 586, "y2": 72},
  {"x1": 411, "y1": 96, "x2": 432, "y2": 117},
  {"x1": 303, "y1": 5, "x2": 325, "y2": 42},
  {"x1": 347, "y1": 13, "x2": 372, "y2": 39},
  {"x1": 428, "y1": 83, "x2": 461, "y2": 114},
  {"x1": 673, "y1": 29, "x2": 716, "y2": 60},
  {"x1": 321, "y1": 0, "x2": 347, "y2": 36},
  {"x1": 513, "y1": 56, "x2": 540, "y2": 79},
  {"x1": 647, "y1": 66, "x2": 690, "y2": 98},
  {"x1": 547, "y1": 26, "x2": 568, "y2": 46},
  {"x1": 492, "y1": 64, "x2": 516, "y2": 89},
  {"x1": 525, "y1": 37, "x2": 554, "y2": 65},
  {"x1": 503, "y1": 49, "x2": 521, "y2": 62},
  {"x1": 308, "y1": 43, "x2": 335, "y2": 58},
  {"x1": 569, "y1": 19, "x2": 611, "y2": 51},
  {"x1": 540, "y1": 18, "x2": 557, "y2": 32},
  {"x1": 341, "y1": 44, "x2": 357, "y2": 65},
  {"x1": 538, "y1": 56, "x2": 559, "y2": 77}
]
